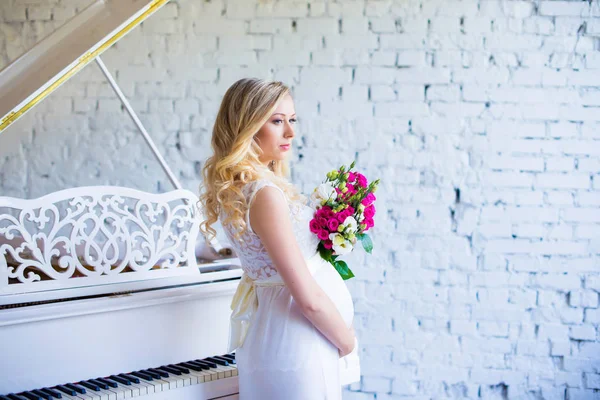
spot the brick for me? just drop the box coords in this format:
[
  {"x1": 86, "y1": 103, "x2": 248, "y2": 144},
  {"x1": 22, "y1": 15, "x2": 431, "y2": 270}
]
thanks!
[
  {"x1": 570, "y1": 325, "x2": 597, "y2": 341},
  {"x1": 539, "y1": 1, "x2": 592, "y2": 17}
]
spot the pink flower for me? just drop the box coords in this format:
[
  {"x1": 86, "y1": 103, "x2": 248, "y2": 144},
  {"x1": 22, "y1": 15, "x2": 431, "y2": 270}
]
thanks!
[
  {"x1": 356, "y1": 173, "x2": 367, "y2": 188},
  {"x1": 309, "y1": 219, "x2": 320, "y2": 233},
  {"x1": 364, "y1": 204, "x2": 375, "y2": 218},
  {"x1": 317, "y1": 229, "x2": 330, "y2": 241},
  {"x1": 361, "y1": 192, "x2": 376, "y2": 206},
  {"x1": 336, "y1": 212, "x2": 347, "y2": 223},
  {"x1": 323, "y1": 240, "x2": 333, "y2": 249},
  {"x1": 347, "y1": 172, "x2": 356, "y2": 183},
  {"x1": 327, "y1": 218, "x2": 339, "y2": 232},
  {"x1": 317, "y1": 217, "x2": 328, "y2": 228}
]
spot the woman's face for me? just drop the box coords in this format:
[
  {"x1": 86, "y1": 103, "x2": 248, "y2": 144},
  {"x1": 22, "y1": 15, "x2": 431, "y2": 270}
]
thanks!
[{"x1": 254, "y1": 94, "x2": 296, "y2": 166}]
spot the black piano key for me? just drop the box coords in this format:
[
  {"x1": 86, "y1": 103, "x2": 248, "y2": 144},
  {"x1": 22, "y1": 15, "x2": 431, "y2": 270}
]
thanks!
[
  {"x1": 206, "y1": 356, "x2": 229, "y2": 366},
  {"x1": 157, "y1": 366, "x2": 181, "y2": 376},
  {"x1": 17, "y1": 393, "x2": 41, "y2": 400},
  {"x1": 87, "y1": 379, "x2": 108, "y2": 390},
  {"x1": 78, "y1": 381, "x2": 100, "y2": 391},
  {"x1": 167, "y1": 364, "x2": 189, "y2": 374},
  {"x1": 118, "y1": 374, "x2": 140, "y2": 384},
  {"x1": 95, "y1": 378, "x2": 118, "y2": 388},
  {"x1": 54, "y1": 386, "x2": 76, "y2": 396},
  {"x1": 147, "y1": 368, "x2": 169, "y2": 378},
  {"x1": 64, "y1": 384, "x2": 85, "y2": 395},
  {"x1": 142, "y1": 369, "x2": 163, "y2": 379},
  {"x1": 196, "y1": 359, "x2": 217, "y2": 368},
  {"x1": 179, "y1": 362, "x2": 204, "y2": 372},
  {"x1": 212, "y1": 356, "x2": 231, "y2": 365},
  {"x1": 131, "y1": 371, "x2": 153, "y2": 381},
  {"x1": 187, "y1": 361, "x2": 209, "y2": 370},
  {"x1": 7, "y1": 394, "x2": 28, "y2": 400},
  {"x1": 107, "y1": 375, "x2": 130, "y2": 385},
  {"x1": 30, "y1": 391, "x2": 51, "y2": 400},
  {"x1": 220, "y1": 354, "x2": 236, "y2": 362},
  {"x1": 39, "y1": 388, "x2": 61, "y2": 399}
]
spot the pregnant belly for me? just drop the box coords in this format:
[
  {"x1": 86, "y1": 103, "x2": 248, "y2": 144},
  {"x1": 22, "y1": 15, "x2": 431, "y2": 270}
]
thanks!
[{"x1": 311, "y1": 257, "x2": 355, "y2": 327}]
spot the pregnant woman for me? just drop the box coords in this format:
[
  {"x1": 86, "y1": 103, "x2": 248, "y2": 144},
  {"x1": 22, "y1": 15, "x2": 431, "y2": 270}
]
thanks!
[{"x1": 198, "y1": 77, "x2": 356, "y2": 399}]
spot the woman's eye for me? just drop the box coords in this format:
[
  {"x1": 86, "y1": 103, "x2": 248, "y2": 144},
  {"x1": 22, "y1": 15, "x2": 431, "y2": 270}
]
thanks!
[
  {"x1": 290, "y1": 118, "x2": 297, "y2": 124},
  {"x1": 273, "y1": 119, "x2": 283, "y2": 124}
]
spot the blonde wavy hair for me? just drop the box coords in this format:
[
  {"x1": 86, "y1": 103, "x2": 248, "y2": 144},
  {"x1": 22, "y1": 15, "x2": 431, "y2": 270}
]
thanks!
[{"x1": 198, "y1": 78, "x2": 306, "y2": 244}]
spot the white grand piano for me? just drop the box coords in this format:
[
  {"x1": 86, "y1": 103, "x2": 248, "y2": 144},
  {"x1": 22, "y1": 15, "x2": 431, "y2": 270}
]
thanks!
[
  {"x1": 0, "y1": 1, "x2": 360, "y2": 398},
  {"x1": 0, "y1": 1, "x2": 244, "y2": 399}
]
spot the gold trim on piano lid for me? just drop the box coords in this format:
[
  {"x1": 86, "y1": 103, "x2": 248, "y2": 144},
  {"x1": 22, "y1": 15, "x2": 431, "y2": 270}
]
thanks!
[{"x1": 0, "y1": 0, "x2": 170, "y2": 133}]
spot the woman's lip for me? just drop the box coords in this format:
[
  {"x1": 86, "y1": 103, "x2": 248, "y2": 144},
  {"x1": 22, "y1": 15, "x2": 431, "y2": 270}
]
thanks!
[{"x1": 280, "y1": 144, "x2": 290, "y2": 150}]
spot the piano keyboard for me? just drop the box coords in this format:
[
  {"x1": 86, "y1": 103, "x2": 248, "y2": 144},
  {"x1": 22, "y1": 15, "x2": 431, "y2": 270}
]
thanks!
[{"x1": 0, "y1": 354, "x2": 239, "y2": 400}]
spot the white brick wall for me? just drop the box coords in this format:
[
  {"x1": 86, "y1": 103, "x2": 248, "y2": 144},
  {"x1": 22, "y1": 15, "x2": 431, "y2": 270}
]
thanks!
[{"x1": 1, "y1": 0, "x2": 599, "y2": 398}]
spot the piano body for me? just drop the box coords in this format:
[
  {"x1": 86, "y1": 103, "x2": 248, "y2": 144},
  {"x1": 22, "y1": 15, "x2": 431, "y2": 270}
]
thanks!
[{"x1": 0, "y1": 1, "x2": 244, "y2": 399}]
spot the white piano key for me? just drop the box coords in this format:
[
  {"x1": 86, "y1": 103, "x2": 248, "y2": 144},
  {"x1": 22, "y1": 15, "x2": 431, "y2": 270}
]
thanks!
[
  {"x1": 147, "y1": 378, "x2": 168, "y2": 392},
  {"x1": 125, "y1": 382, "x2": 142, "y2": 397},
  {"x1": 188, "y1": 370, "x2": 208, "y2": 384},
  {"x1": 92, "y1": 390, "x2": 113, "y2": 400},
  {"x1": 179, "y1": 374, "x2": 192, "y2": 387},
  {"x1": 76, "y1": 391, "x2": 101, "y2": 400},
  {"x1": 157, "y1": 374, "x2": 181, "y2": 390},
  {"x1": 105, "y1": 387, "x2": 126, "y2": 400},
  {"x1": 213, "y1": 366, "x2": 226, "y2": 380},
  {"x1": 133, "y1": 380, "x2": 153, "y2": 395}
]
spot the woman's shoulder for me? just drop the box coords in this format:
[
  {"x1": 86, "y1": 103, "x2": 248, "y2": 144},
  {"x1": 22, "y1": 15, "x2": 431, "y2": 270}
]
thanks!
[{"x1": 243, "y1": 178, "x2": 287, "y2": 198}]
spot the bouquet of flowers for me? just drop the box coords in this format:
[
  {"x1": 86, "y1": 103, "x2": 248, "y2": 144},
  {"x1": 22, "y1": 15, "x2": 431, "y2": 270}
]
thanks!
[{"x1": 308, "y1": 161, "x2": 380, "y2": 280}]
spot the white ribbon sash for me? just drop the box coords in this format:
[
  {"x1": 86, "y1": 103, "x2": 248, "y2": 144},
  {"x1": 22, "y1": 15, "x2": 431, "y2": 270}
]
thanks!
[{"x1": 228, "y1": 252, "x2": 325, "y2": 353}]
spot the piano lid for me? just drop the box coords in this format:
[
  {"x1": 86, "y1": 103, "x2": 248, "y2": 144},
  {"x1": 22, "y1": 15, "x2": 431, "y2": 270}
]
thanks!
[{"x1": 0, "y1": 0, "x2": 170, "y2": 133}]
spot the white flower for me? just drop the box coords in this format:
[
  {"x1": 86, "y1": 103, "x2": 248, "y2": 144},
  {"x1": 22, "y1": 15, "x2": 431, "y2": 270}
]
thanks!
[
  {"x1": 329, "y1": 232, "x2": 353, "y2": 255},
  {"x1": 310, "y1": 182, "x2": 337, "y2": 208},
  {"x1": 342, "y1": 216, "x2": 358, "y2": 233}
]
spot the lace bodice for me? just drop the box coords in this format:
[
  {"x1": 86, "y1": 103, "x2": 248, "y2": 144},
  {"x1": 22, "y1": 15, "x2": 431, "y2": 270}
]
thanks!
[{"x1": 220, "y1": 179, "x2": 320, "y2": 281}]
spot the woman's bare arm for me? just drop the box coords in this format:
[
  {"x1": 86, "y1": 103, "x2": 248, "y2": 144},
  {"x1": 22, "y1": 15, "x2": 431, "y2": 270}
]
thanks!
[{"x1": 249, "y1": 186, "x2": 355, "y2": 356}]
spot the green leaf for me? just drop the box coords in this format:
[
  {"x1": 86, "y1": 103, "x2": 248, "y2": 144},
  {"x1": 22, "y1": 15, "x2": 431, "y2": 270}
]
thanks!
[
  {"x1": 318, "y1": 244, "x2": 333, "y2": 262},
  {"x1": 358, "y1": 233, "x2": 373, "y2": 254},
  {"x1": 332, "y1": 259, "x2": 355, "y2": 280}
]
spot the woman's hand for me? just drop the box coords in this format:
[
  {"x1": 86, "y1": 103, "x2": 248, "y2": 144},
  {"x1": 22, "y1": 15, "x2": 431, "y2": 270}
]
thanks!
[{"x1": 338, "y1": 325, "x2": 356, "y2": 358}]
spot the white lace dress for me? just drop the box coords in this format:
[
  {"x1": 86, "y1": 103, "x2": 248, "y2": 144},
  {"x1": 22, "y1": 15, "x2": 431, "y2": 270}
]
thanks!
[{"x1": 219, "y1": 179, "x2": 356, "y2": 400}]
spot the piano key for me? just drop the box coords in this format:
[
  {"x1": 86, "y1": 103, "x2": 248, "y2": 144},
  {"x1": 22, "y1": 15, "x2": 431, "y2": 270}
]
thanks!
[
  {"x1": 211, "y1": 356, "x2": 231, "y2": 366},
  {"x1": 157, "y1": 366, "x2": 181, "y2": 376},
  {"x1": 129, "y1": 371, "x2": 153, "y2": 381},
  {"x1": 178, "y1": 362, "x2": 204, "y2": 372},
  {"x1": 118, "y1": 374, "x2": 140, "y2": 384},
  {"x1": 76, "y1": 383, "x2": 99, "y2": 392},
  {"x1": 167, "y1": 364, "x2": 189, "y2": 374},
  {"x1": 106, "y1": 376, "x2": 130, "y2": 386},
  {"x1": 146, "y1": 368, "x2": 168, "y2": 378},
  {"x1": 132, "y1": 380, "x2": 153, "y2": 395},
  {"x1": 86, "y1": 380, "x2": 107, "y2": 390},
  {"x1": 39, "y1": 389, "x2": 62, "y2": 399},
  {"x1": 17, "y1": 393, "x2": 41, "y2": 400},
  {"x1": 198, "y1": 359, "x2": 217, "y2": 368},
  {"x1": 6, "y1": 395, "x2": 25, "y2": 400},
  {"x1": 64, "y1": 385, "x2": 85, "y2": 395},
  {"x1": 54, "y1": 386, "x2": 77, "y2": 397},
  {"x1": 95, "y1": 379, "x2": 117, "y2": 389},
  {"x1": 31, "y1": 391, "x2": 51, "y2": 400},
  {"x1": 220, "y1": 354, "x2": 236, "y2": 363},
  {"x1": 205, "y1": 356, "x2": 228, "y2": 366},
  {"x1": 186, "y1": 361, "x2": 209, "y2": 370}
]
